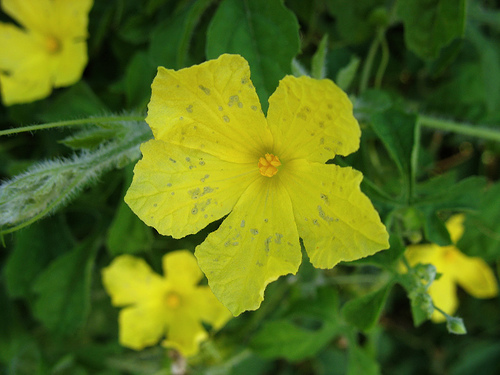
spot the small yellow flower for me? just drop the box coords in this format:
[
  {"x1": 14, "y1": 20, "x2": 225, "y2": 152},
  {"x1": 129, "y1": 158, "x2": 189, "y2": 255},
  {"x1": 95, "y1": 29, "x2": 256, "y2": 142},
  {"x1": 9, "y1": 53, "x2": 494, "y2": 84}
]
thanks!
[
  {"x1": 0, "y1": 0, "x2": 93, "y2": 105},
  {"x1": 125, "y1": 54, "x2": 389, "y2": 315},
  {"x1": 405, "y1": 215, "x2": 498, "y2": 322},
  {"x1": 101, "y1": 250, "x2": 231, "y2": 356}
]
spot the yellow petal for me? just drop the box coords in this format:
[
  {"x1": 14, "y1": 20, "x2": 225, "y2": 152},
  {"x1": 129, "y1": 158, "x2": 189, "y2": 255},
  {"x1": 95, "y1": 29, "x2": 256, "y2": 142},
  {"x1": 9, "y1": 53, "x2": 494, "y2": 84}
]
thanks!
[
  {"x1": 451, "y1": 250, "x2": 499, "y2": 299},
  {"x1": 2, "y1": 0, "x2": 53, "y2": 33},
  {"x1": 267, "y1": 75, "x2": 360, "y2": 164},
  {"x1": 52, "y1": 0, "x2": 93, "y2": 37},
  {"x1": 195, "y1": 177, "x2": 302, "y2": 316},
  {"x1": 163, "y1": 313, "x2": 207, "y2": 356},
  {"x1": 124, "y1": 140, "x2": 257, "y2": 238},
  {"x1": 52, "y1": 40, "x2": 88, "y2": 87},
  {"x1": 119, "y1": 304, "x2": 166, "y2": 350},
  {"x1": 102, "y1": 255, "x2": 166, "y2": 306},
  {"x1": 404, "y1": 243, "x2": 444, "y2": 269},
  {"x1": 445, "y1": 214, "x2": 465, "y2": 244},
  {"x1": 279, "y1": 160, "x2": 389, "y2": 268},
  {"x1": 146, "y1": 54, "x2": 273, "y2": 163},
  {"x1": 162, "y1": 250, "x2": 203, "y2": 288},
  {"x1": 428, "y1": 274, "x2": 458, "y2": 323},
  {"x1": 192, "y1": 286, "x2": 232, "y2": 330}
]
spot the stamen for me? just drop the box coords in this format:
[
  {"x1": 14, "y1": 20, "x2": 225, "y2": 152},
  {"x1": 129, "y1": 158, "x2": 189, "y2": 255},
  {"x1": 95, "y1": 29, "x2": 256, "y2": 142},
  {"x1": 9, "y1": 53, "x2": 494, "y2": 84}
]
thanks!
[
  {"x1": 165, "y1": 292, "x2": 181, "y2": 309},
  {"x1": 45, "y1": 36, "x2": 61, "y2": 54},
  {"x1": 258, "y1": 153, "x2": 281, "y2": 177}
]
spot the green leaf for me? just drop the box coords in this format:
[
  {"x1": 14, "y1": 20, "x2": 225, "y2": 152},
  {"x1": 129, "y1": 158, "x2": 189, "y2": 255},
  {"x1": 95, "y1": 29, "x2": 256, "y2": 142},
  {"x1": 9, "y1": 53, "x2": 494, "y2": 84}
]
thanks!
[
  {"x1": 206, "y1": 0, "x2": 300, "y2": 110},
  {"x1": 347, "y1": 343, "x2": 381, "y2": 375},
  {"x1": 250, "y1": 288, "x2": 340, "y2": 361},
  {"x1": 370, "y1": 108, "x2": 418, "y2": 198},
  {"x1": 59, "y1": 127, "x2": 123, "y2": 150},
  {"x1": 397, "y1": 0, "x2": 466, "y2": 60},
  {"x1": 326, "y1": 0, "x2": 386, "y2": 44},
  {"x1": 336, "y1": 55, "x2": 360, "y2": 91},
  {"x1": 32, "y1": 240, "x2": 98, "y2": 334},
  {"x1": 149, "y1": 0, "x2": 213, "y2": 69},
  {"x1": 124, "y1": 51, "x2": 157, "y2": 110},
  {"x1": 415, "y1": 176, "x2": 486, "y2": 246},
  {"x1": 458, "y1": 182, "x2": 500, "y2": 261},
  {"x1": 311, "y1": 34, "x2": 329, "y2": 79},
  {"x1": 5, "y1": 219, "x2": 74, "y2": 299},
  {"x1": 342, "y1": 281, "x2": 394, "y2": 331}
]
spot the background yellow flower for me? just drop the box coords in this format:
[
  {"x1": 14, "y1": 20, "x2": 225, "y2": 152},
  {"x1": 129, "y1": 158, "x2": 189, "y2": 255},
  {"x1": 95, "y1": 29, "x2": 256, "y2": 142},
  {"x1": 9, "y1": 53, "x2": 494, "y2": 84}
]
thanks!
[
  {"x1": 0, "y1": 0, "x2": 93, "y2": 105},
  {"x1": 405, "y1": 215, "x2": 499, "y2": 322},
  {"x1": 101, "y1": 250, "x2": 231, "y2": 356}
]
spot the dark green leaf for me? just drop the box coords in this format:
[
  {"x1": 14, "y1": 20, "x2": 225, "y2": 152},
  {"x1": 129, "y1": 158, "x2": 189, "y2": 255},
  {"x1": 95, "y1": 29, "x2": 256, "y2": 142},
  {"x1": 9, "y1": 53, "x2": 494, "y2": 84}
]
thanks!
[
  {"x1": 32, "y1": 240, "x2": 98, "y2": 334},
  {"x1": 5, "y1": 219, "x2": 74, "y2": 299},
  {"x1": 347, "y1": 343, "x2": 381, "y2": 375},
  {"x1": 342, "y1": 281, "x2": 394, "y2": 331},
  {"x1": 124, "y1": 51, "x2": 157, "y2": 109},
  {"x1": 397, "y1": 0, "x2": 466, "y2": 60},
  {"x1": 206, "y1": 0, "x2": 300, "y2": 110},
  {"x1": 107, "y1": 200, "x2": 154, "y2": 255},
  {"x1": 250, "y1": 288, "x2": 340, "y2": 361}
]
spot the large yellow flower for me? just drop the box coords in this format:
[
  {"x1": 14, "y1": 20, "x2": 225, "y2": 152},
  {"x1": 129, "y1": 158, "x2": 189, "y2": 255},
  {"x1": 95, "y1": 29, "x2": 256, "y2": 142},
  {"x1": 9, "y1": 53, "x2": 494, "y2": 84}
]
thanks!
[
  {"x1": 405, "y1": 215, "x2": 498, "y2": 322},
  {"x1": 125, "y1": 54, "x2": 389, "y2": 315},
  {"x1": 0, "y1": 0, "x2": 93, "y2": 105},
  {"x1": 102, "y1": 250, "x2": 231, "y2": 356}
]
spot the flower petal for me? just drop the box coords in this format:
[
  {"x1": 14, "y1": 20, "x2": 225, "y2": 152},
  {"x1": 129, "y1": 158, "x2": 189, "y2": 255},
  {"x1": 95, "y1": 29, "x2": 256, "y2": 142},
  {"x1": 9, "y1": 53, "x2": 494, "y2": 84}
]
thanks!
[
  {"x1": 125, "y1": 140, "x2": 257, "y2": 238},
  {"x1": 119, "y1": 303, "x2": 166, "y2": 350},
  {"x1": 195, "y1": 178, "x2": 302, "y2": 316},
  {"x1": 52, "y1": 0, "x2": 93, "y2": 37},
  {"x1": 163, "y1": 313, "x2": 207, "y2": 356},
  {"x1": 279, "y1": 160, "x2": 389, "y2": 268},
  {"x1": 452, "y1": 251, "x2": 499, "y2": 299},
  {"x1": 192, "y1": 286, "x2": 232, "y2": 330},
  {"x1": 445, "y1": 214, "x2": 465, "y2": 244},
  {"x1": 267, "y1": 75, "x2": 360, "y2": 163},
  {"x1": 52, "y1": 40, "x2": 88, "y2": 87},
  {"x1": 404, "y1": 243, "x2": 444, "y2": 268},
  {"x1": 428, "y1": 275, "x2": 457, "y2": 323},
  {"x1": 162, "y1": 250, "x2": 204, "y2": 287},
  {"x1": 2, "y1": 0, "x2": 52, "y2": 33},
  {"x1": 146, "y1": 54, "x2": 273, "y2": 163},
  {"x1": 102, "y1": 255, "x2": 166, "y2": 306}
]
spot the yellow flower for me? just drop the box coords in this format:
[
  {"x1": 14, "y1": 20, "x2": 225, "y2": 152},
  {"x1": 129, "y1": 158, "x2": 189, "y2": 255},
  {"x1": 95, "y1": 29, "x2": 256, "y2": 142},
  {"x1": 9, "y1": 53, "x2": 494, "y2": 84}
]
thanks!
[
  {"x1": 101, "y1": 250, "x2": 231, "y2": 356},
  {"x1": 125, "y1": 54, "x2": 389, "y2": 315},
  {"x1": 0, "y1": 0, "x2": 93, "y2": 105},
  {"x1": 405, "y1": 215, "x2": 498, "y2": 322}
]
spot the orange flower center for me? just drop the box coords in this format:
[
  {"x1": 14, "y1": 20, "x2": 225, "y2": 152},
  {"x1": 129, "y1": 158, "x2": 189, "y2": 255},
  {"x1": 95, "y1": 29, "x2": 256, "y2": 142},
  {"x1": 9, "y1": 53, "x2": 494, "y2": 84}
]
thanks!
[
  {"x1": 45, "y1": 36, "x2": 62, "y2": 54},
  {"x1": 165, "y1": 292, "x2": 182, "y2": 309},
  {"x1": 258, "y1": 153, "x2": 281, "y2": 177}
]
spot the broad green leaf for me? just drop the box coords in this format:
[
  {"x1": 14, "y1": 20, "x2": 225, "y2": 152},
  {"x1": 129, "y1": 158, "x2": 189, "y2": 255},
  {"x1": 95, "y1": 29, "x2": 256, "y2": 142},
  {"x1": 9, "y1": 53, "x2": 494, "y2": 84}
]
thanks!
[
  {"x1": 32, "y1": 240, "x2": 98, "y2": 334},
  {"x1": 5, "y1": 219, "x2": 74, "y2": 299},
  {"x1": 326, "y1": 0, "x2": 386, "y2": 44},
  {"x1": 250, "y1": 288, "x2": 340, "y2": 361},
  {"x1": 450, "y1": 342, "x2": 500, "y2": 375},
  {"x1": 206, "y1": 0, "x2": 300, "y2": 110},
  {"x1": 370, "y1": 108, "x2": 418, "y2": 199},
  {"x1": 124, "y1": 52, "x2": 157, "y2": 109},
  {"x1": 342, "y1": 281, "x2": 394, "y2": 331},
  {"x1": 458, "y1": 182, "x2": 500, "y2": 261},
  {"x1": 336, "y1": 56, "x2": 361, "y2": 91},
  {"x1": 397, "y1": 0, "x2": 466, "y2": 60},
  {"x1": 347, "y1": 343, "x2": 381, "y2": 375},
  {"x1": 149, "y1": 0, "x2": 213, "y2": 69},
  {"x1": 311, "y1": 34, "x2": 329, "y2": 79},
  {"x1": 415, "y1": 176, "x2": 486, "y2": 246}
]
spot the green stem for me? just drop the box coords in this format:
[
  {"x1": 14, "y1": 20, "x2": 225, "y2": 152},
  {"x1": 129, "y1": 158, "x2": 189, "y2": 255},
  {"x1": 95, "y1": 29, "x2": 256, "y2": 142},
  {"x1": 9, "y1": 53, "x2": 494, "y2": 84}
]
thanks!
[
  {"x1": 359, "y1": 33, "x2": 381, "y2": 93},
  {"x1": 418, "y1": 115, "x2": 500, "y2": 142},
  {"x1": 374, "y1": 32, "x2": 389, "y2": 89},
  {"x1": 0, "y1": 114, "x2": 145, "y2": 136}
]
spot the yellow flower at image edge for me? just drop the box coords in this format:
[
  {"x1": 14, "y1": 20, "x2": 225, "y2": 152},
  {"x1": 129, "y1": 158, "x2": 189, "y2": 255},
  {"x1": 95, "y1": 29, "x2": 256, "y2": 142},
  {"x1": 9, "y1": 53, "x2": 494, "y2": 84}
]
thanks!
[
  {"x1": 125, "y1": 54, "x2": 390, "y2": 316},
  {"x1": 0, "y1": 0, "x2": 93, "y2": 105},
  {"x1": 102, "y1": 250, "x2": 231, "y2": 356},
  {"x1": 405, "y1": 215, "x2": 498, "y2": 322}
]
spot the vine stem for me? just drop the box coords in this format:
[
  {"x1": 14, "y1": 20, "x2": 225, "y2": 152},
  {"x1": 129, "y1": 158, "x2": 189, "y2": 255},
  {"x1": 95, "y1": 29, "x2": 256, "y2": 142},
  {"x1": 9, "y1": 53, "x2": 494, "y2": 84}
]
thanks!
[
  {"x1": 0, "y1": 114, "x2": 145, "y2": 136},
  {"x1": 418, "y1": 115, "x2": 500, "y2": 142}
]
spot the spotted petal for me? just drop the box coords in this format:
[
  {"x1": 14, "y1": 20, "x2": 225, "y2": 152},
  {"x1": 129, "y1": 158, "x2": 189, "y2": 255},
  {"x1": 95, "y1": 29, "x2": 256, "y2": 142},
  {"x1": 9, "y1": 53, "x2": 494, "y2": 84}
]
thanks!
[
  {"x1": 195, "y1": 177, "x2": 302, "y2": 316},
  {"x1": 146, "y1": 54, "x2": 273, "y2": 163},
  {"x1": 267, "y1": 75, "x2": 360, "y2": 164},
  {"x1": 125, "y1": 140, "x2": 258, "y2": 238},
  {"x1": 279, "y1": 160, "x2": 389, "y2": 268}
]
